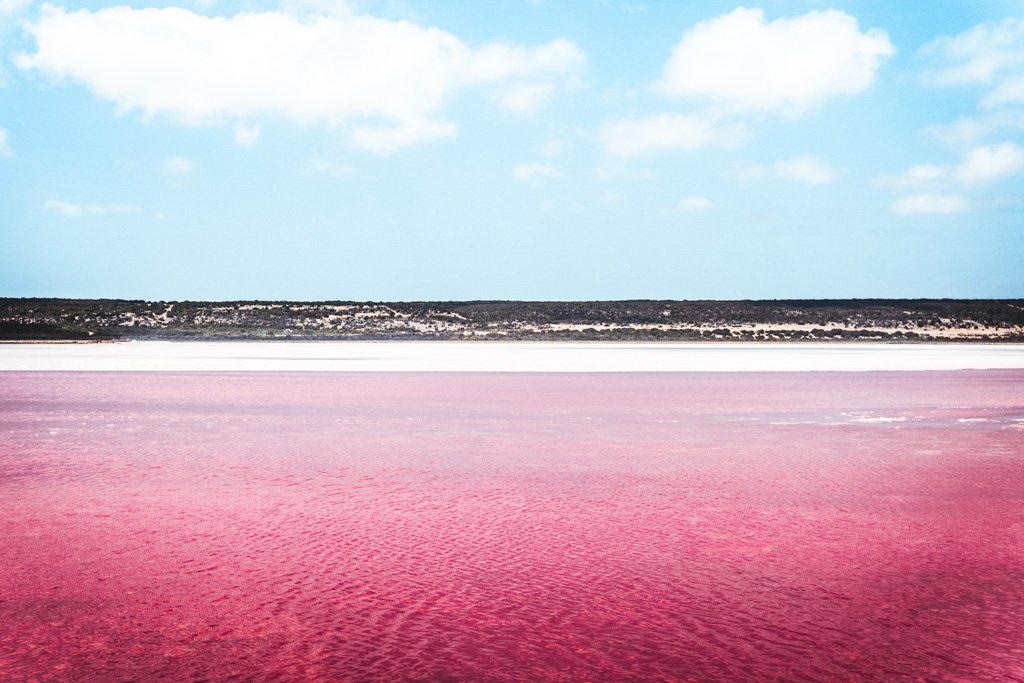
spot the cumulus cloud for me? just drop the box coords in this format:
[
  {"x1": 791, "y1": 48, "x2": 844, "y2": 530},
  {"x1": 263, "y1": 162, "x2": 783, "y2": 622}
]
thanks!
[
  {"x1": 163, "y1": 156, "x2": 193, "y2": 175},
  {"x1": 513, "y1": 163, "x2": 563, "y2": 183},
  {"x1": 657, "y1": 8, "x2": 893, "y2": 116},
  {"x1": 890, "y1": 194, "x2": 968, "y2": 216},
  {"x1": 43, "y1": 199, "x2": 140, "y2": 216},
  {"x1": 601, "y1": 113, "x2": 749, "y2": 156},
  {"x1": 0, "y1": 128, "x2": 11, "y2": 156},
  {"x1": 679, "y1": 195, "x2": 712, "y2": 210},
  {"x1": 597, "y1": 8, "x2": 890, "y2": 157},
  {"x1": 17, "y1": 5, "x2": 585, "y2": 151}
]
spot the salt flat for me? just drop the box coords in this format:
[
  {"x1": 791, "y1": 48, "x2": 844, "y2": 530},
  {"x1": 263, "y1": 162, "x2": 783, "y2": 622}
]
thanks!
[{"x1": 1, "y1": 341, "x2": 1023, "y2": 371}]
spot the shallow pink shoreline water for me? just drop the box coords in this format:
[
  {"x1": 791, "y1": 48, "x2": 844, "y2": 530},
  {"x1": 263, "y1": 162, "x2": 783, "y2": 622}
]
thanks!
[{"x1": 2, "y1": 371, "x2": 1023, "y2": 681}]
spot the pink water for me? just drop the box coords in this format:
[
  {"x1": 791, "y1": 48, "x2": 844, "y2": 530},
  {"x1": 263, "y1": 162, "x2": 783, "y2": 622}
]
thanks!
[{"x1": 2, "y1": 371, "x2": 1023, "y2": 682}]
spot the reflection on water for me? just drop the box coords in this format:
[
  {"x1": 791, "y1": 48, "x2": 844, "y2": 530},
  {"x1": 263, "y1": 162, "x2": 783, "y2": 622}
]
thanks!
[{"x1": 2, "y1": 371, "x2": 1023, "y2": 681}]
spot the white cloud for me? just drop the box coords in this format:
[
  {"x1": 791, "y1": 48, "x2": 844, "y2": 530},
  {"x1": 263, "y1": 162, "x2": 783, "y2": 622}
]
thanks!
[
  {"x1": 306, "y1": 153, "x2": 356, "y2": 178},
  {"x1": 983, "y1": 74, "x2": 1024, "y2": 108},
  {"x1": 924, "y1": 112, "x2": 1024, "y2": 148},
  {"x1": 919, "y1": 18, "x2": 1024, "y2": 124},
  {"x1": 163, "y1": 156, "x2": 193, "y2": 175},
  {"x1": 279, "y1": 0, "x2": 354, "y2": 19},
  {"x1": 773, "y1": 154, "x2": 837, "y2": 185},
  {"x1": 0, "y1": 0, "x2": 29, "y2": 22},
  {"x1": 679, "y1": 195, "x2": 712, "y2": 210},
  {"x1": 920, "y1": 18, "x2": 1024, "y2": 89},
  {"x1": 890, "y1": 194, "x2": 968, "y2": 216},
  {"x1": 601, "y1": 113, "x2": 749, "y2": 156},
  {"x1": 461, "y1": 38, "x2": 584, "y2": 84},
  {"x1": 234, "y1": 121, "x2": 261, "y2": 146},
  {"x1": 470, "y1": 40, "x2": 586, "y2": 115},
  {"x1": 0, "y1": 0, "x2": 29, "y2": 13},
  {"x1": 18, "y1": 5, "x2": 585, "y2": 151},
  {"x1": 878, "y1": 143, "x2": 1024, "y2": 194},
  {"x1": 43, "y1": 199, "x2": 140, "y2": 216},
  {"x1": 0, "y1": 128, "x2": 11, "y2": 156},
  {"x1": 0, "y1": 0, "x2": 31, "y2": 83},
  {"x1": 877, "y1": 163, "x2": 950, "y2": 189},
  {"x1": 513, "y1": 162, "x2": 563, "y2": 183},
  {"x1": 495, "y1": 82, "x2": 554, "y2": 113},
  {"x1": 742, "y1": 154, "x2": 837, "y2": 185},
  {"x1": 918, "y1": 18, "x2": 1024, "y2": 195},
  {"x1": 953, "y1": 142, "x2": 1024, "y2": 184},
  {"x1": 657, "y1": 8, "x2": 893, "y2": 116},
  {"x1": 350, "y1": 118, "x2": 456, "y2": 153}
]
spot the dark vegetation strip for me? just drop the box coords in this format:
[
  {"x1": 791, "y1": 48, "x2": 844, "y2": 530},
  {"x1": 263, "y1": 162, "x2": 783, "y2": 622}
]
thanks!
[{"x1": 2, "y1": 298, "x2": 1023, "y2": 342}]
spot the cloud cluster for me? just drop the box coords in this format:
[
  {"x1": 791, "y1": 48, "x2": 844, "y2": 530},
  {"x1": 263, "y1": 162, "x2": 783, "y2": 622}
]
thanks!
[
  {"x1": 897, "y1": 19, "x2": 1024, "y2": 214},
  {"x1": 920, "y1": 17, "x2": 1024, "y2": 108},
  {"x1": 919, "y1": 19, "x2": 1024, "y2": 149},
  {"x1": 602, "y1": 8, "x2": 892, "y2": 156},
  {"x1": 879, "y1": 143, "x2": 1024, "y2": 215},
  {"x1": 18, "y1": 5, "x2": 585, "y2": 151},
  {"x1": 658, "y1": 8, "x2": 894, "y2": 115},
  {"x1": 880, "y1": 143, "x2": 1024, "y2": 187},
  {"x1": 0, "y1": 127, "x2": 11, "y2": 156}
]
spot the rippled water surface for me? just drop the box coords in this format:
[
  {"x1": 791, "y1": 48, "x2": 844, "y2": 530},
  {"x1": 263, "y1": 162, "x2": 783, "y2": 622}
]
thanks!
[{"x1": 2, "y1": 371, "x2": 1023, "y2": 681}]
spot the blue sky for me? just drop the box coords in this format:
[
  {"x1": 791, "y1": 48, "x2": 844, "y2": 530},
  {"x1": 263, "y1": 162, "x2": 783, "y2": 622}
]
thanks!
[{"x1": 2, "y1": 0, "x2": 1023, "y2": 300}]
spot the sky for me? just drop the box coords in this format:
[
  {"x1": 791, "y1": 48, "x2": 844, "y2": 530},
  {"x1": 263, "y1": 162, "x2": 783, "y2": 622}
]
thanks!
[{"x1": 2, "y1": 0, "x2": 1024, "y2": 301}]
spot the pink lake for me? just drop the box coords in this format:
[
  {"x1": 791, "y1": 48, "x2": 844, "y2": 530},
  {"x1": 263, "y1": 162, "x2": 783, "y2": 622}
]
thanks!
[{"x1": 2, "y1": 370, "x2": 1023, "y2": 681}]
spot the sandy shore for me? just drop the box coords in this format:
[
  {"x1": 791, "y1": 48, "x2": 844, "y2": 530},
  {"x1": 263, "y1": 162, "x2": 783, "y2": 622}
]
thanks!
[{"x1": 1, "y1": 341, "x2": 1024, "y2": 372}]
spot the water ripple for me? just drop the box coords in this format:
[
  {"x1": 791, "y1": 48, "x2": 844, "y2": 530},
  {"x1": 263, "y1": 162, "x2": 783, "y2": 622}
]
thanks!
[{"x1": 1, "y1": 371, "x2": 1023, "y2": 681}]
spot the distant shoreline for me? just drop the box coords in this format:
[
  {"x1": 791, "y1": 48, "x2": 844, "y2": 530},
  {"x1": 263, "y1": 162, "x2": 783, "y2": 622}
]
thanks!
[
  {"x1": 4, "y1": 298, "x2": 1023, "y2": 343},
  {"x1": 2, "y1": 338, "x2": 1022, "y2": 345}
]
